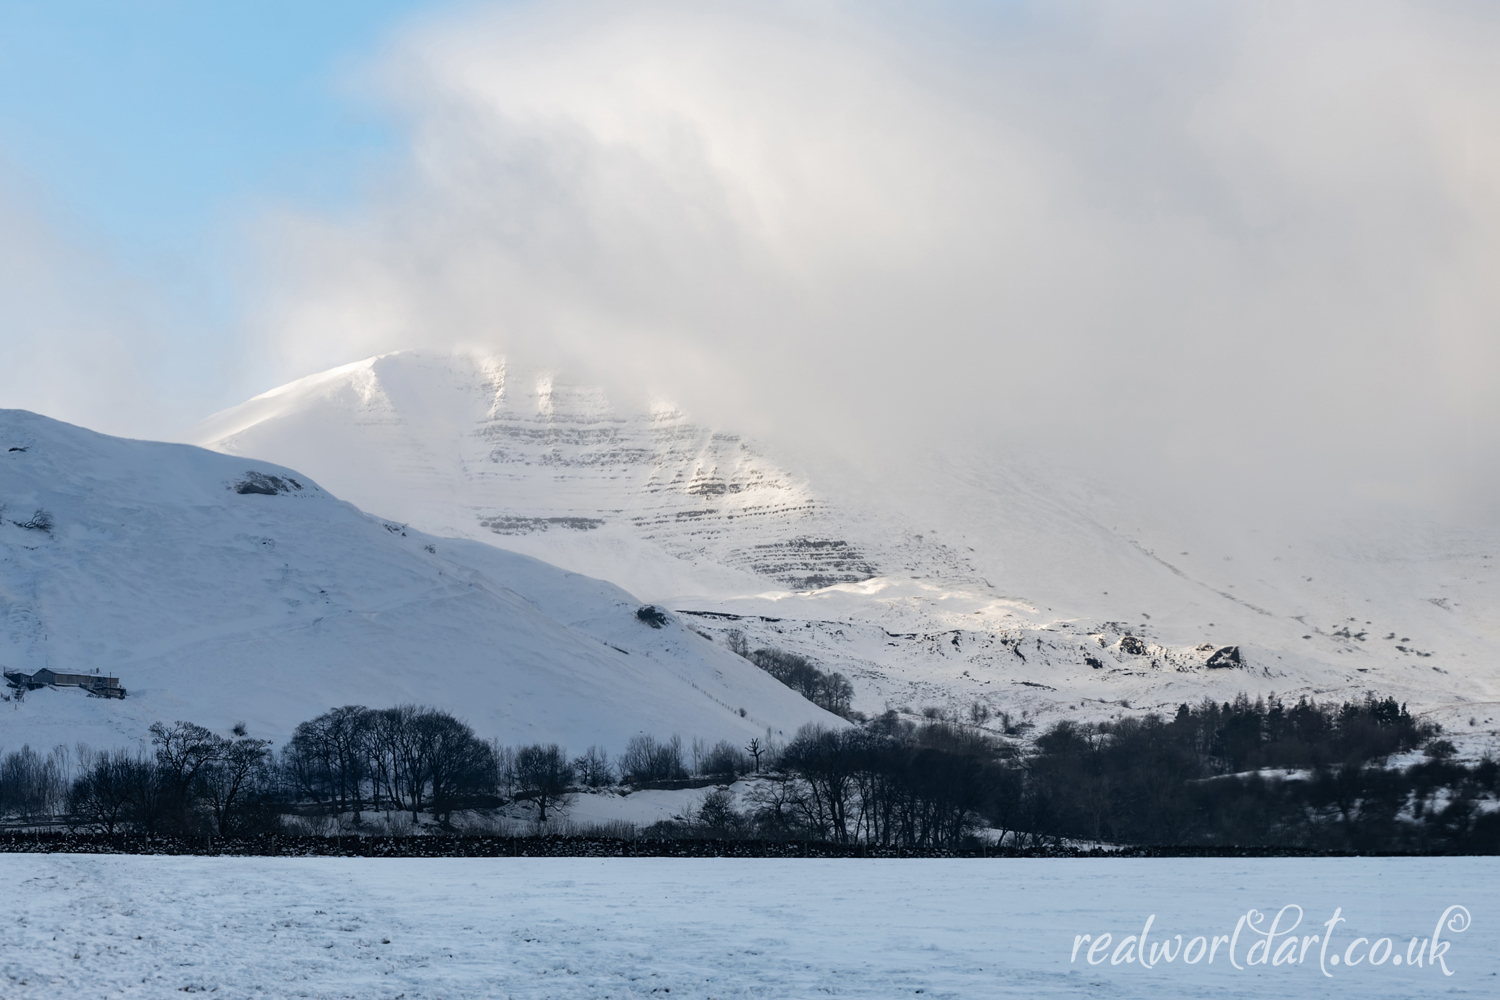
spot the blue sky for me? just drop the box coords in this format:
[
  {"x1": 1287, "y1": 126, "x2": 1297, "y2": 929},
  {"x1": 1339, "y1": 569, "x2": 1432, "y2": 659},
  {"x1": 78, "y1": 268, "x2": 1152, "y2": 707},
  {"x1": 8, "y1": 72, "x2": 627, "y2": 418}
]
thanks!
[
  {"x1": 0, "y1": 0, "x2": 473, "y2": 431},
  {"x1": 0, "y1": 1, "x2": 445, "y2": 257}
]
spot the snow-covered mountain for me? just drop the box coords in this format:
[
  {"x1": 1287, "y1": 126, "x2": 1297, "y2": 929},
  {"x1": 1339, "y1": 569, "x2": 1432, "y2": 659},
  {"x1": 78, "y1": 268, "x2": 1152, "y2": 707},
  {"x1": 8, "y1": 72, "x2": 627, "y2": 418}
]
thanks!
[
  {"x1": 0, "y1": 408, "x2": 842, "y2": 752},
  {"x1": 190, "y1": 353, "x2": 940, "y2": 600},
  {"x1": 191, "y1": 352, "x2": 1500, "y2": 747}
]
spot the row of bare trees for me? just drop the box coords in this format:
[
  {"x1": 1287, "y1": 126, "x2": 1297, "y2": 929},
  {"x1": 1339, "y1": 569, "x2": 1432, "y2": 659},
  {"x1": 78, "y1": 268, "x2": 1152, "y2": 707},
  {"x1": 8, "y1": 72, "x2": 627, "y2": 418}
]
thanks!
[
  {"x1": 642, "y1": 719, "x2": 1007, "y2": 849},
  {"x1": 64, "y1": 722, "x2": 275, "y2": 836},
  {"x1": 769, "y1": 723, "x2": 1002, "y2": 848},
  {"x1": 2, "y1": 728, "x2": 275, "y2": 836},
  {"x1": 281, "y1": 714, "x2": 756, "y2": 823},
  {"x1": 0, "y1": 745, "x2": 72, "y2": 819}
]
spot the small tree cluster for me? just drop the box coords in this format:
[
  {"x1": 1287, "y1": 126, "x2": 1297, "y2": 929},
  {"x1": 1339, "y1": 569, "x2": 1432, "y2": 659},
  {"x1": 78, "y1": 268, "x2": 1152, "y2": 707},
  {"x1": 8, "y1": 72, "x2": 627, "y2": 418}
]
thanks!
[
  {"x1": 641, "y1": 721, "x2": 1000, "y2": 849},
  {"x1": 701, "y1": 739, "x2": 749, "y2": 780},
  {"x1": 282, "y1": 705, "x2": 495, "y2": 826},
  {"x1": 1165, "y1": 693, "x2": 1434, "y2": 772},
  {"x1": 769, "y1": 720, "x2": 1003, "y2": 848},
  {"x1": 746, "y1": 647, "x2": 856, "y2": 719},
  {"x1": 573, "y1": 745, "x2": 614, "y2": 788},
  {"x1": 618, "y1": 734, "x2": 688, "y2": 783}
]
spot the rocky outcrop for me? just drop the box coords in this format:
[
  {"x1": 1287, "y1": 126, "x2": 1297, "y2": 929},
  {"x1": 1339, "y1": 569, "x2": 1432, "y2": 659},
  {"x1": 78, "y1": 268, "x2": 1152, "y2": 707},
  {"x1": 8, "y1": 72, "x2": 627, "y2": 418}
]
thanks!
[{"x1": 1205, "y1": 645, "x2": 1242, "y2": 669}]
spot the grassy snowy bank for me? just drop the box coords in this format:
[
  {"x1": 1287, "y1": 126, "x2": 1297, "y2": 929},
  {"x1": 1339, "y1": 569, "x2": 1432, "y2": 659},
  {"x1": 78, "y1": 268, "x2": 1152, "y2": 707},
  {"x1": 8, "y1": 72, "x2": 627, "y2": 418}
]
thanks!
[{"x1": 2, "y1": 855, "x2": 1496, "y2": 998}]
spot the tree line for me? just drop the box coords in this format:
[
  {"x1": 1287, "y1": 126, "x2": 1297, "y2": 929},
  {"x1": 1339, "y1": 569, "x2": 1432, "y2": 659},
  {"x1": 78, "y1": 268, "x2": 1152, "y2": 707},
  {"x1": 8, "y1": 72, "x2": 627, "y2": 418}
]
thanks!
[
  {"x1": 653, "y1": 719, "x2": 1001, "y2": 848},
  {"x1": 728, "y1": 633, "x2": 858, "y2": 720},
  {"x1": 1009, "y1": 694, "x2": 1496, "y2": 851},
  {"x1": 5, "y1": 690, "x2": 1498, "y2": 852},
  {"x1": 638, "y1": 693, "x2": 1500, "y2": 853},
  {"x1": 63, "y1": 722, "x2": 278, "y2": 836},
  {"x1": 0, "y1": 705, "x2": 778, "y2": 836}
]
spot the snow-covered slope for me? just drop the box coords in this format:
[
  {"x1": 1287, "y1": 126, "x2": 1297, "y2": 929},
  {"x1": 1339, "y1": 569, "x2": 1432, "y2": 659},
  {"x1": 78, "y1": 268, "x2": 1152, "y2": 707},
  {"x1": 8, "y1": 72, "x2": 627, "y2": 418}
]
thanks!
[
  {"x1": 0, "y1": 408, "x2": 841, "y2": 752},
  {"x1": 190, "y1": 352, "x2": 1500, "y2": 746},
  {"x1": 190, "y1": 354, "x2": 929, "y2": 600}
]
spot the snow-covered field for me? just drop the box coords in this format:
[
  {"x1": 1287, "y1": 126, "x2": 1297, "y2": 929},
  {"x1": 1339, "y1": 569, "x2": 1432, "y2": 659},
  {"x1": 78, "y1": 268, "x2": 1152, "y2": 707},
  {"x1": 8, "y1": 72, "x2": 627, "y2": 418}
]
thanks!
[{"x1": 2, "y1": 855, "x2": 1494, "y2": 998}]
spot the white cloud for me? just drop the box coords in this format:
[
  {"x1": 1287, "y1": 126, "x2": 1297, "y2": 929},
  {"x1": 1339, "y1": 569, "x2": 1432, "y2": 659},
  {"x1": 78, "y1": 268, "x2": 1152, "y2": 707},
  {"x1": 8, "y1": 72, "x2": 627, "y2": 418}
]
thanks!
[{"x1": 246, "y1": 0, "x2": 1500, "y2": 517}]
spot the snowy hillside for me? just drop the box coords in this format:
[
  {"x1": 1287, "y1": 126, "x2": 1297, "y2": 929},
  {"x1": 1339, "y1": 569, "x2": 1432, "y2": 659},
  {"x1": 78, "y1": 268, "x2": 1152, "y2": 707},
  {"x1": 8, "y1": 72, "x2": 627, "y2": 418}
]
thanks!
[
  {"x1": 190, "y1": 352, "x2": 1500, "y2": 745},
  {"x1": 0, "y1": 408, "x2": 841, "y2": 753}
]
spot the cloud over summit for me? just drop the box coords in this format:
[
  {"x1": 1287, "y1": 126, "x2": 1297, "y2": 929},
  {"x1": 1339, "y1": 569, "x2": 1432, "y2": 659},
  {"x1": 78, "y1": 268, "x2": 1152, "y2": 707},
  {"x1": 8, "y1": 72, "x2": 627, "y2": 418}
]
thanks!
[{"x1": 237, "y1": 1, "x2": 1500, "y2": 516}]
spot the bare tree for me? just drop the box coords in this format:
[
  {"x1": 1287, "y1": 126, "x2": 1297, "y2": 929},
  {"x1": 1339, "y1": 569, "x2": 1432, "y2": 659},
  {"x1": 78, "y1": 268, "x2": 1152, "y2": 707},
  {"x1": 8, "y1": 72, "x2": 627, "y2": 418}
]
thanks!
[
  {"x1": 745, "y1": 737, "x2": 765, "y2": 773},
  {"x1": 149, "y1": 721, "x2": 217, "y2": 831},
  {"x1": 367, "y1": 704, "x2": 430, "y2": 821},
  {"x1": 284, "y1": 706, "x2": 371, "y2": 818},
  {"x1": 424, "y1": 713, "x2": 495, "y2": 826},
  {"x1": 68, "y1": 748, "x2": 138, "y2": 835},
  {"x1": 492, "y1": 741, "x2": 517, "y2": 799},
  {"x1": 573, "y1": 745, "x2": 614, "y2": 788},
  {"x1": 122, "y1": 754, "x2": 170, "y2": 835},
  {"x1": 198, "y1": 733, "x2": 273, "y2": 835},
  {"x1": 514, "y1": 744, "x2": 574, "y2": 823},
  {"x1": 696, "y1": 788, "x2": 746, "y2": 838}
]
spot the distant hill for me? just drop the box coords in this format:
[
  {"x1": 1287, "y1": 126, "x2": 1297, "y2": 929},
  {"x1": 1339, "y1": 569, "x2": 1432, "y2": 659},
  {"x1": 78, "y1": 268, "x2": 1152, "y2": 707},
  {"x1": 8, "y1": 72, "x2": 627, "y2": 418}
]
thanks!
[{"x1": 0, "y1": 408, "x2": 840, "y2": 752}]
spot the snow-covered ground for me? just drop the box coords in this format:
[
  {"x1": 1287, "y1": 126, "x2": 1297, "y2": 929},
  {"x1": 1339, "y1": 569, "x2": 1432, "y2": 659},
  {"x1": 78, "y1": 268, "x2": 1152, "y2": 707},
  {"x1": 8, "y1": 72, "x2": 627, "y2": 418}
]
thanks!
[
  {"x1": 1, "y1": 854, "x2": 1494, "y2": 998},
  {"x1": 0, "y1": 408, "x2": 841, "y2": 751},
  {"x1": 188, "y1": 351, "x2": 1500, "y2": 747},
  {"x1": 561, "y1": 784, "x2": 729, "y2": 829},
  {"x1": 303, "y1": 781, "x2": 771, "y2": 834}
]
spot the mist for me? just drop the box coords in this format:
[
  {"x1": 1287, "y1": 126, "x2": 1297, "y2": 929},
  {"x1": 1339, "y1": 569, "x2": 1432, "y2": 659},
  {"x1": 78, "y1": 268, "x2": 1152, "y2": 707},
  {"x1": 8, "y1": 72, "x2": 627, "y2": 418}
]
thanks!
[
  {"x1": 0, "y1": 162, "x2": 241, "y2": 442},
  {"x1": 240, "y1": 0, "x2": 1500, "y2": 525},
  {"x1": 0, "y1": 170, "x2": 174, "y2": 439},
  {"x1": 10, "y1": 0, "x2": 1500, "y2": 527}
]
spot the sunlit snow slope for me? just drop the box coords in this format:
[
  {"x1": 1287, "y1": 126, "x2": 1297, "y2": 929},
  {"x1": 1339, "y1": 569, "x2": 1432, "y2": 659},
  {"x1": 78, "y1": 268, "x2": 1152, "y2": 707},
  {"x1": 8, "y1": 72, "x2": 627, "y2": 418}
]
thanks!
[
  {"x1": 0, "y1": 409, "x2": 840, "y2": 752},
  {"x1": 191, "y1": 353, "x2": 1500, "y2": 747}
]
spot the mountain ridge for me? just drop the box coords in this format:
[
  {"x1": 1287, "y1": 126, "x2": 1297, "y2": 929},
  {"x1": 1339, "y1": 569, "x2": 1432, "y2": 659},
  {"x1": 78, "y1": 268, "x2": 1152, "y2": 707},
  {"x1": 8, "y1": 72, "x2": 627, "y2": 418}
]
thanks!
[{"x1": 185, "y1": 352, "x2": 1500, "y2": 751}]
